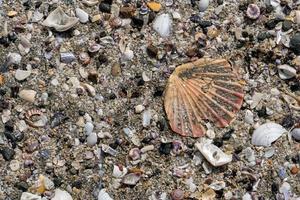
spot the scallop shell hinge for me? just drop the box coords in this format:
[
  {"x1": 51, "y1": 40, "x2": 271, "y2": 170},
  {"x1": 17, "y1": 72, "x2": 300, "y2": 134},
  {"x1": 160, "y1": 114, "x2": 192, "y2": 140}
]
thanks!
[{"x1": 164, "y1": 58, "x2": 244, "y2": 137}]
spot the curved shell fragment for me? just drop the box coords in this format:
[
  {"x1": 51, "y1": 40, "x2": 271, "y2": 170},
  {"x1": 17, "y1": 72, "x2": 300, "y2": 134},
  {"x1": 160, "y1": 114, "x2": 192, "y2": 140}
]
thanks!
[
  {"x1": 42, "y1": 7, "x2": 79, "y2": 32},
  {"x1": 251, "y1": 122, "x2": 287, "y2": 147}
]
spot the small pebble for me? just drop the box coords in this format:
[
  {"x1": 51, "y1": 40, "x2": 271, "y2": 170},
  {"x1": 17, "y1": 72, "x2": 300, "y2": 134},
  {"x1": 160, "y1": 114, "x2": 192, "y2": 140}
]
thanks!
[{"x1": 135, "y1": 105, "x2": 145, "y2": 114}]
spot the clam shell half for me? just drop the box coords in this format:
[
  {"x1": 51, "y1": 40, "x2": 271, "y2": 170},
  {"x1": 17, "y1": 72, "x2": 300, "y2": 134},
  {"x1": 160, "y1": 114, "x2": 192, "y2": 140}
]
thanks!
[
  {"x1": 42, "y1": 7, "x2": 79, "y2": 32},
  {"x1": 164, "y1": 58, "x2": 244, "y2": 137}
]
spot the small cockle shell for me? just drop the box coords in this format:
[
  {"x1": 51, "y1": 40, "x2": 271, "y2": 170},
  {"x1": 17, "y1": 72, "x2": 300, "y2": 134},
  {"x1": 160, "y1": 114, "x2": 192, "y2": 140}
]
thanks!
[
  {"x1": 277, "y1": 64, "x2": 297, "y2": 80},
  {"x1": 25, "y1": 109, "x2": 48, "y2": 128},
  {"x1": 121, "y1": 172, "x2": 141, "y2": 185},
  {"x1": 164, "y1": 58, "x2": 244, "y2": 137},
  {"x1": 195, "y1": 139, "x2": 232, "y2": 167},
  {"x1": 246, "y1": 4, "x2": 260, "y2": 19},
  {"x1": 42, "y1": 7, "x2": 79, "y2": 32},
  {"x1": 98, "y1": 189, "x2": 113, "y2": 200},
  {"x1": 251, "y1": 122, "x2": 287, "y2": 147}
]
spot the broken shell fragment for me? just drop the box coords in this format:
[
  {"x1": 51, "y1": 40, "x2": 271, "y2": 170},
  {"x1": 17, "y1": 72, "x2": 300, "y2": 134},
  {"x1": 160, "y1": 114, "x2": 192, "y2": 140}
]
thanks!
[
  {"x1": 129, "y1": 148, "x2": 141, "y2": 160},
  {"x1": 195, "y1": 140, "x2": 232, "y2": 166},
  {"x1": 277, "y1": 64, "x2": 297, "y2": 80},
  {"x1": 164, "y1": 58, "x2": 244, "y2": 137},
  {"x1": 153, "y1": 14, "x2": 172, "y2": 38},
  {"x1": 251, "y1": 122, "x2": 287, "y2": 147},
  {"x1": 113, "y1": 165, "x2": 128, "y2": 178},
  {"x1": 97, "y1": 189, "x2": 113, "y2": 200},
  {"x1": 25, "y1": 109, "x2": 48, "y2": 128},
  {"x1": 42, "y1": 7, "x2": 79, "y2": 32}
]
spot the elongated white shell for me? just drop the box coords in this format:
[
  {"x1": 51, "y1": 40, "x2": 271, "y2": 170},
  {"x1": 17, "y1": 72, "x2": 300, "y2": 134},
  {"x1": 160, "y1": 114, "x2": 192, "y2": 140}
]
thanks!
[
  {"x1": 251, "y1": 122, "x2": 287, "y2": 147},
  {"x1": 153, "y1": 14, "x2": 172, "y2": 37},
  {"x1": 98, "y1": 189, "x2": 114, "y2": 200},
  {"x1": 42, "y1": 7, "x2": 79, "y2": 32},
  {"x1": 195, "y1": 140, "x2": 232, "y2": 166}
]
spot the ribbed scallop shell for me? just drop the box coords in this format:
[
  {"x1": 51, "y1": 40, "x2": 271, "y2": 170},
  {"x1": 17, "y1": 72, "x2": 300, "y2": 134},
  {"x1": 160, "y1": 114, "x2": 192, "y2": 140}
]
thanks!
[{"x1": 164, "y1": 58, "x2": 244, "y2": 137}]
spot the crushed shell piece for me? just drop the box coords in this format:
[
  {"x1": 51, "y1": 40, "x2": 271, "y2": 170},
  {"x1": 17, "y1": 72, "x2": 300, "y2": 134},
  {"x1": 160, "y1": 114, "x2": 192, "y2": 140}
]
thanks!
[{"x1": 164, "y1": 58, "x2": 244, "y2": 137}]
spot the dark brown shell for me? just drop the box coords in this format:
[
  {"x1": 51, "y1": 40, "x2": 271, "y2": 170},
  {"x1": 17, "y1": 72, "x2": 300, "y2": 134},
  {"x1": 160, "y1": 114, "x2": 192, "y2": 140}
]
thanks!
[{"x1": 164, "y1": 58, "x2": 244, "y2": 137}]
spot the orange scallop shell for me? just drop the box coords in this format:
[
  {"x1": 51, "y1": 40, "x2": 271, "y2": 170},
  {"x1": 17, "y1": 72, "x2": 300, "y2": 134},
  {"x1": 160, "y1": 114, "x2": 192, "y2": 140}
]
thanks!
[{"x1": 164, "y1": 58, "x2": 244, "y2": 137}]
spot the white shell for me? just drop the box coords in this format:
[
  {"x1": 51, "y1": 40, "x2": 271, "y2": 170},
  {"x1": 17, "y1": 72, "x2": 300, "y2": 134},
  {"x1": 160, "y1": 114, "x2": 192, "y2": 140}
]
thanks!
[
  {"x1": 153, "y1": 14, "x2": 172, "y2": 38},
  {"x1": 51, "y1": 189, "x2": 73, "y2": 200},
  {"x1": 98, "y1": 189, "x2": 114, "y2": 200},
  {"x1": 75, "y1": 8, "x2": 89, "y2": 23},
  {"x1": 18, "y1": 89, "x2": 37, "y2": 103},
  {"x1": 21, "y1": 192, "x2": 42, "y2": 200},
  {"x1": 7, "y1": 52, "x2": 22, "y2": 66},
  {"x1": 121, "y1": 173, "x2": 141, "y2": 185},
  {"x1": 15, "y1": 69, "x2": 31, "y2": 81},
  {"x1": 198, "y1": 0, "x2": 209, "y2": 12},
  {"x1": 195, "y1": 139, "x2": 232, "y2": 167},
  {"x1": 251, "y1": 122, "x2": 287, "y2": 147},
  {"x1": 112, "y1": 165, "x2": 128, "y2": 178},
  {"x1": 82, "y1": 0, "x2": 99, "y2": 6},
  {"x1": 291, "y1": 128, "x2": 300, "y2": 140},
  {"x1": 42, "y1": 7, "x2": 79, "y2": 32},
  {"x1": 277, "y1": 64, "x2": 297, "y2": 80}
]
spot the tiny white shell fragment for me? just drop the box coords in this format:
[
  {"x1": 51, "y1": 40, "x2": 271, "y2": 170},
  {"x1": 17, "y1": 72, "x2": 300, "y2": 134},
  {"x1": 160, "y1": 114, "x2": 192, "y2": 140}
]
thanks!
[
  {"x1": 121, "y1": 173, "x2": 141, "y2": 185},
  {"x1": 198, "y1": 0, "x2": 209, "y2": 12},
  {"x1": 15, "y1": 69, "x2": 31, "y2": 81},
  {"x1": 85, "y1": 122, "x2": 94, "y2": 135},
  {"x1": 87, "y1": 132, "x2": 97, "y2": 146},
  {"x1": 83, "y1": 0, "x2": 99, "y2": 6},
  {"x1": 51, "y1": 189, "x2": 73, "y2": 200},
  {"x1": 195, "y1": 139, "x2": 232, "y2": 167},
  {"x1": 98, "y1": 189, "x2": 114, "y2": 200},
  {"x1": 102, "y1": 144, "x2": 118, "y2": 156},
  {"x1": 142, "y1": 110, "x2": 152, "y2": 127},
  {"x1": 140, "y1": 145, "x2": 154, "y2": 153},
  {"x1": 75, "y1": 8, "x2": 89, "y2": 23},
  {"x1": 112, "y1": 165, "x2": 128, "y2": 178},
  {"x1": 291, "y1": 128, "x2": 300, "y2": 140},
  {"x1": 153, "y1": 14, "x2": 172, "y2": 37},
  {"x1": 209, "y1": 180, "x2": 226, "y2": 191},
  {"x1": 251, "y1": 122, "x2": 287, "y2": 147},
  {"x1": 277, "y1": 64, "x2": 297, "y2": 80},
  {"x1": 21, "y1": 192, "x2": 42, "y2": 200}
]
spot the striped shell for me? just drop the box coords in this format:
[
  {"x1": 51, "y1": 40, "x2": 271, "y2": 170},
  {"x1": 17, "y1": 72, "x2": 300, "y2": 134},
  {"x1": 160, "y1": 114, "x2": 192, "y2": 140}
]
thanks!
[{"x1": 164, "y1": 58, "x2": 244, "y2": 137}]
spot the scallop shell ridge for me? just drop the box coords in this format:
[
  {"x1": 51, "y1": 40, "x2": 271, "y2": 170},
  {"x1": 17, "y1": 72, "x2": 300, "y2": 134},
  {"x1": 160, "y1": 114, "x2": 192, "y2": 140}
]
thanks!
[{"x1": 164, "y1": 58, "x2": 244, "y2": 137}]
